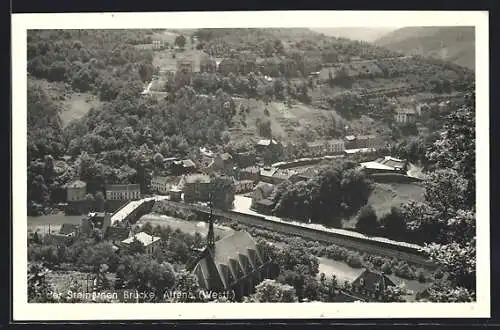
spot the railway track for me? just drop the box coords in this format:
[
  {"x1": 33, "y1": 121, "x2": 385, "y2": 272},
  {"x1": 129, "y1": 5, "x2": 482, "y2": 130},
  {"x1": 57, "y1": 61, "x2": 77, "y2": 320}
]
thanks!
[{"x1": 162, "y1": 200, "x2": 435, "y2": 269}]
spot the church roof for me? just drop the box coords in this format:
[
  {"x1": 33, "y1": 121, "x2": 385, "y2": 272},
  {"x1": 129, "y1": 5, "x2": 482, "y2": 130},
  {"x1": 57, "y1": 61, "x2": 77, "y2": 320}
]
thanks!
[{"x1": 193, "y1": 231, "x2": 265, "y2": 290}]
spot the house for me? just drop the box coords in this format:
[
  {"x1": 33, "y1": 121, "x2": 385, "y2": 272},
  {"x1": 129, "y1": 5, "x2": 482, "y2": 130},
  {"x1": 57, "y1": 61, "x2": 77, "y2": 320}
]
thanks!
[
  {"x1": 253, "y1": 199, "x2": 275, "y2": 215},
  {"x1": 169, "y1": 187, "x2": 182, "y2": 202},
  {"x1": 355, "y1": 135, "x2": 382, "y2": 149},
  {"x1": 180, "y1": 173, "x2": 212, "y2": 203},
  {"x1": 344, "y1": 135, "x2": 357, "y2": 149},
  {"x1": 150, "y1": 175, "x2": 170, "y2": 195},
  {"x1": 259, "y1": 167, "x2": 278, "y2": 184},
  {"x1": 348, "y1": 269, "x2": 396, "y2": 302},
  {"x1": 360, "y1": 156, "x2": 408, "y2": 175},
  {"x1": 121, "y1": 231, "x2": 161, "y2": 255},
  {"x1": 307, "y1": 141, "x2": 327, "y2": 157},
  {"x1": 234, "y1": 180, "x2": 254, "y2": 194},
  {"x1": 327, "y1": 139, "x2": 345, "y2": 154},
  {"x1": 80, "y1": 212, "x2": 112, "y2": 235},
  {"x1": 105, "y1": 184, "x2": 141, "y2": 201},
  {"x1": 59, "y1": 223, "x2": 78, "y2": 236},
  {"x1": 255, "y1": 139, "x2": 280, "y2": 154},
  {"x1": 199, "y1": 56, "x2": 217, "y2": 73},
  {"x1": 171, "y1": 159, "x2": 197, "y2": 175},
  {"x1": 66, "y1": 180, "x2": 87, "y2": 202},
  {"x1": 192, "y1": 230, "x2": 277, "y2": 301},
  {"x1": 232, "y1": 151, "x2": 257, "y2": 168},
  {"x1": 238, "y1": 166, "x2": 260, "y2": 183},
  {"x1": 104, "y1": 226, "x2": 131, "y2": 246},
  {"x1": 395, "y1": 108, "x2": 417, "y2": 124},
  {"x1": 176, "y1": 58, "x2": 195, "y2": 73}
]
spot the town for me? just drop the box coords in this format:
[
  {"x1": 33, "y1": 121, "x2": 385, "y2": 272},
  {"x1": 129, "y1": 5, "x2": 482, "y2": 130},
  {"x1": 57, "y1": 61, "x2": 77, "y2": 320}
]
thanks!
[{"x1": 27, "y1": 28, "x2": 476, "y2": 304}]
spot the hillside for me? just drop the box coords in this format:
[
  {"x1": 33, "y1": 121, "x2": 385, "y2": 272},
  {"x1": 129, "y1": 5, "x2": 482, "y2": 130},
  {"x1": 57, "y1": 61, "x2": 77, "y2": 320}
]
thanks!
[
  {"x1": 374, "y1": 26, "x2": 475, "y2": 70},
  {"x1": 310, "y1": 27, "x2": 397, "y2": 42}
]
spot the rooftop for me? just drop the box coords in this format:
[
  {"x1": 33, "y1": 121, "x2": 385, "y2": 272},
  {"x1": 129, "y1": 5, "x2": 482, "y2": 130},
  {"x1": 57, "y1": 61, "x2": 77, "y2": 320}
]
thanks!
[
  {"x1": 105, "y1": 184, "x2": 140, "y2": 192},
  {"x1": 59, "y1": 223, "x2": 78, "y2": 235},
  {"x1": 66, "y1": 180, "x2": 86, "y2": 189},
  {"x1": 352, "y1": 269, "x2": 396, "y2": 291},
  {"x1": 184, "y1": 173, "x2": 212, "y2": 184},
  {"x1": 122, "y1": 231, "x2": 160, "y2": 246},
  {"x1": 257, "y1": 139, "x2": 277, "y2": 146},
  {"x1": 396, "y1": 108, "x2": 417, "y2": 115}
]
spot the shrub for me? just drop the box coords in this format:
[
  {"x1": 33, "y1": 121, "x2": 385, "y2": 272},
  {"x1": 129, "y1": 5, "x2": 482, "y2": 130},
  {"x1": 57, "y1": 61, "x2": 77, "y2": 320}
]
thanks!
[
  {"x1": 355, "y1": 205, "x2": 379, "y2": 235},
  {"x1": 394, "y1": 262, "x2": 416, "y2": 280},
  {"x1": 346, "y1": 252, "x2": 363, "y2": 268}
]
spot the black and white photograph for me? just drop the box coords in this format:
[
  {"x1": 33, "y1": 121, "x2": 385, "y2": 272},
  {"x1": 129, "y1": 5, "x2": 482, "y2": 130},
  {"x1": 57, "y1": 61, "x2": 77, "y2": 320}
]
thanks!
[{"x1": 12, "y1": 10, "x2": 489, "y2": 320}]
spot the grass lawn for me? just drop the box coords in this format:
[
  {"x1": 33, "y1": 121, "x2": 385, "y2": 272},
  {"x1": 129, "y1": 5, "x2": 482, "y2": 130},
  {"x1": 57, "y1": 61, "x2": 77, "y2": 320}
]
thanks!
[{"x1": 60, "y1": 92, "x2": 104, "y2": 127}]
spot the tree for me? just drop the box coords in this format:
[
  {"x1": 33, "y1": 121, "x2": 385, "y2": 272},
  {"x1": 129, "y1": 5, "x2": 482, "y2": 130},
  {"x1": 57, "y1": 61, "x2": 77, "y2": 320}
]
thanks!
[
  {"x1": 174, "y1": 35, "x2": 186, "y2": 49},
  {"x1": 79, "y1": 242, "x2": 118, "y2": 286},
  {"x1": 116, "y1": 254, "x2": 176, "y2": 301},
  {"x1": 426, "y1": 91, "x2": 475, "y2": 208},
  {"x1": 253, "y1": 279, "x2": 298, "y2": 302},
  {"x1": 355, "y1": 205, "x2": 379, "y2": 235},
  {"x1": 210, "y1": 175, "x2": 235, "y2": 211},
  {"x1": 168, "y1": 271, "x2": 203, "y2": 302},
  {"x1": 27, "y1": 262, "x2": 56, "y2": 302},
  {"x1": 426, "y1": 237, "x2": 476, "y2": 291},
  {"x1": 153, "y1": 152, "x2": 164, "y2": 168},
  {"x1": 127, "y1": 237, "x2": 146, "y2": 255},
  {"x1": 423, "y1": 169, "x2": 468, "y2": 219},
  {"x1": 379, "y1": 206, "x2": 407, "y2": 240}
]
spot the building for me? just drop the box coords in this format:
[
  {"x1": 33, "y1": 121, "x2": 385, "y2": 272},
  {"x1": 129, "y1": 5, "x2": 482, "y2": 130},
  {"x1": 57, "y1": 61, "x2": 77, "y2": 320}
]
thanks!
[
  {"x1": 307, "y1": 141, "x2": 327, "y2": 157},
  {"x1": 238, "y1": 166, "x2": 260, "y2": 183},
  {"x1": 105, "y1": 184, "x2": 141, "y2": 201},
  {"x1": 251, "y1": 182, "x2": 275, "y2": 213},
  {"x1": 360, "y1": 156, "x2": 408, "y2": 175},
  {"x1": 327, "y1": 139, "x2": 345, "y2": 154},
  {"x1": 259, "y1": 167, "x2": 278, "y2": 185},
  {"x1": 171, "y1": 159, "x2": 197, "y2": 175},
  {"x1": 169, "y1": 187, "x2": 182, "y2": 202},
  {"x1": 191, "y1": 226, "x2": 277, "y2": 301},
  {"x1": 80, "y1": 212, "x2": 112, "y2": 235},
  {"x1": 180, "y1": 173, "x2": 212, "y2": 203},
  {"x1": 234, "y1": 180, "x2": 254, "y2": 194},
  {"x1": 150, "y1": 175, "x2": 170, "y2": 195},
  {"x1": 177, "y1": 59, "x2": 195, "y2": 73},
  {"x1": 59, "y1": 223, "x2": 78, "y2": 236},
  {"x1": 348, "y1": 269, "x2": 396, "y2": 302},
  {"x1": 395, "y1": 108, "x2": 418, "y2": 124},
  {"x1": 344, "y1": 135, "x2": 357, "y2": 149},
  {"x1": 121, "y1": 232, "x2": 161, "y2": 255},
  {"x1": 200, "y1": 56, "x2": 217, "y2": 73},
  {"x1": 355, "y1": 135, "x2": 382, "y2": 149},
  {"x1": 255, "y1": 139, "x2": 280, "y2": 154},
  {"x1": 232, "y1": 151, "x2": 257, "y2": 168},
  {"x1": 66, "y1": 180, "x2": 87, "y2": 202}
]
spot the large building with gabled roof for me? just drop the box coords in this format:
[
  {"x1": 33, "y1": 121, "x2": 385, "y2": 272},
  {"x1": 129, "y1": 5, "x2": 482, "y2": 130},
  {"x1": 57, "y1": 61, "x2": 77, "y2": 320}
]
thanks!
[{"x1": 190, "y1": 197, "x2": 278, "y2": 300}]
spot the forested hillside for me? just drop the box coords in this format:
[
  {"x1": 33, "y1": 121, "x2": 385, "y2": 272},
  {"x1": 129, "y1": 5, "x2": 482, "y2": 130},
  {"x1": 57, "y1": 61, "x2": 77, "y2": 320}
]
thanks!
[{"x1": 375, "y1": 26, "x2": 475, "y2": 70}]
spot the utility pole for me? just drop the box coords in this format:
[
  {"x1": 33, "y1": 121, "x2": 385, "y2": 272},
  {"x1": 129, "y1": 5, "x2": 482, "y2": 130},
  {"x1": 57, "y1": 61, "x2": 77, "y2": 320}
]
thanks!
[{"x1": 207, "y1": 191, "x2": 215, "y2": 252}]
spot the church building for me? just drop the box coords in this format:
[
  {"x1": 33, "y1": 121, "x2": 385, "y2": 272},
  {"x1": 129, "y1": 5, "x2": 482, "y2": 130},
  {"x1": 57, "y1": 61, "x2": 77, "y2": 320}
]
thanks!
[{"x1": 190, "y1": 194, "x2": 278, "y2": 301}]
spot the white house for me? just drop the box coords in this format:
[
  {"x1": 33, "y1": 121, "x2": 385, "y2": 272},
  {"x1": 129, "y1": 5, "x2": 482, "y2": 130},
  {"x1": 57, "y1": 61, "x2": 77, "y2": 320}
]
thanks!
[{"x1": 121, "y1": 231, "x2": 161, "y2": 254}]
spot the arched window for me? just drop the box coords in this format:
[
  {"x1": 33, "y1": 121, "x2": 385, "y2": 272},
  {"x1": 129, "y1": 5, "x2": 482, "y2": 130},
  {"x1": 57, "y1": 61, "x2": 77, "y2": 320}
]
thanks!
[{"x1": 360, "y1": 278, "x2": 365, "y2": 286}]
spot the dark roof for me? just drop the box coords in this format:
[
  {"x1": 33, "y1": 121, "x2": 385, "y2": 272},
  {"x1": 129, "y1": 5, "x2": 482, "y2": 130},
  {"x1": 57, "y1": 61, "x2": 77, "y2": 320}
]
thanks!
[
  {"x1": 193, "y1": 231, "x2": 264, "y2": 290},
  {"x1": 105, "y1": 184, "x2": 140, "y2": 192},
  {"x1": 59, "y1": 223, "x2": 78, "y2": 235},
  {"x1": 105, "y1": 227, "x2": 131, "y2": 241},
  {"x1": 352, "y1": 269, "x2": 396, "y2": 292}
]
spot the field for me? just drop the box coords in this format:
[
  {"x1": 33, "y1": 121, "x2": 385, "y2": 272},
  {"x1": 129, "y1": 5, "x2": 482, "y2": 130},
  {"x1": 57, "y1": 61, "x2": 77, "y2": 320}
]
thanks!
[
  {"x1": 60, "y1": 93, "x2": 104, "y2": 127},
  {"x1": 368, "y1": 182, "x2": 425, "y2": 216}
]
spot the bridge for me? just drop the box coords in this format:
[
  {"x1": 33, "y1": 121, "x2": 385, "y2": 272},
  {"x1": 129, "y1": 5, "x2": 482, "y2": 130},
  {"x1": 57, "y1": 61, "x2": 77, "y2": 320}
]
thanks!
[{"x1": 110, "y1": 196, "x2": 169, "y2": 226}]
